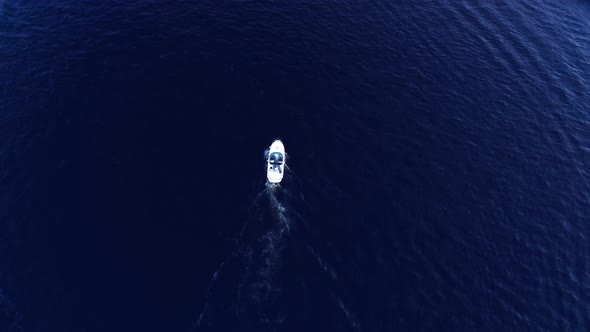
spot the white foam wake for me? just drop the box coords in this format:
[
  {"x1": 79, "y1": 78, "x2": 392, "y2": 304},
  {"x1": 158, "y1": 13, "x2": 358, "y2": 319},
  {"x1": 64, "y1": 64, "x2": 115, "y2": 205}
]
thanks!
[{"x1": 194, "y1": 171, "x2": 296, "y2": 330}]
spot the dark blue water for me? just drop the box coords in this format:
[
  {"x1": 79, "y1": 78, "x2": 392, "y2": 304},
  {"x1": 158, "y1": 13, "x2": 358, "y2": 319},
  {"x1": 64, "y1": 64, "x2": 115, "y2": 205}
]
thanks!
[{"x1": 2, "y1": 1, "x2": 590, "y2": 331}]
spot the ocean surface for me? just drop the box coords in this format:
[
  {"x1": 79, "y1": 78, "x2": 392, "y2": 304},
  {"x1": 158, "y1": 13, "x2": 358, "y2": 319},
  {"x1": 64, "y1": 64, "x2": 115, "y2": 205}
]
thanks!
[{"x1": 1, "y1": 1, "x2": 590, "y2": 331}]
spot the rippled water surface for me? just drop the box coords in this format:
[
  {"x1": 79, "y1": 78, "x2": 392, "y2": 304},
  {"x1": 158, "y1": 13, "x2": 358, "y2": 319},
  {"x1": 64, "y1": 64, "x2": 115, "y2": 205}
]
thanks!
[{"x1": 1, "y1": 1, "x2": 589, "y2": 331}]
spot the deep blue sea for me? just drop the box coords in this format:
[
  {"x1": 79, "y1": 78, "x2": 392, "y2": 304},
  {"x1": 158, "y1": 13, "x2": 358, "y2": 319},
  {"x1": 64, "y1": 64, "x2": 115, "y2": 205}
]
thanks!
[{"x1": 1, "y1": 1, "x2": 590, "y2": 331}]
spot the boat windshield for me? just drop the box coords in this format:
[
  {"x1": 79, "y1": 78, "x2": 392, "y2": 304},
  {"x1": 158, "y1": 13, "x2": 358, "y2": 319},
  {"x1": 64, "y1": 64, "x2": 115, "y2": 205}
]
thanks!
[{"x1": 269, "y1": 152, "x2": 284, "y2": 164}]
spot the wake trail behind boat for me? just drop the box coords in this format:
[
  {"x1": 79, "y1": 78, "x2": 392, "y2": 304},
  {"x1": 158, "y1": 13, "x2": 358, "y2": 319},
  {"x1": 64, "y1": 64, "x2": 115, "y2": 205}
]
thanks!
[{"x1": 193, "y1": 172, "x2": 297, "y2": 331}]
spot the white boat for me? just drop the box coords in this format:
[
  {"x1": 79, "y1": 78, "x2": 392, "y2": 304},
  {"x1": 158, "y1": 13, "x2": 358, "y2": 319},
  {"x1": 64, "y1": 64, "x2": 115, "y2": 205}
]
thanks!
[{"x1": 266, "y1": 139, "x2": 286, "y2": 183}]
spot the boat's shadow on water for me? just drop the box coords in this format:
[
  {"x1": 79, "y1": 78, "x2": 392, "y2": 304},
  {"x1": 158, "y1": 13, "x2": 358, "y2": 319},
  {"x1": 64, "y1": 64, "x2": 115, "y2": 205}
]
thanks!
[{"x1": 194, "y1": 176, "x2": 298, "y2": 331}]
